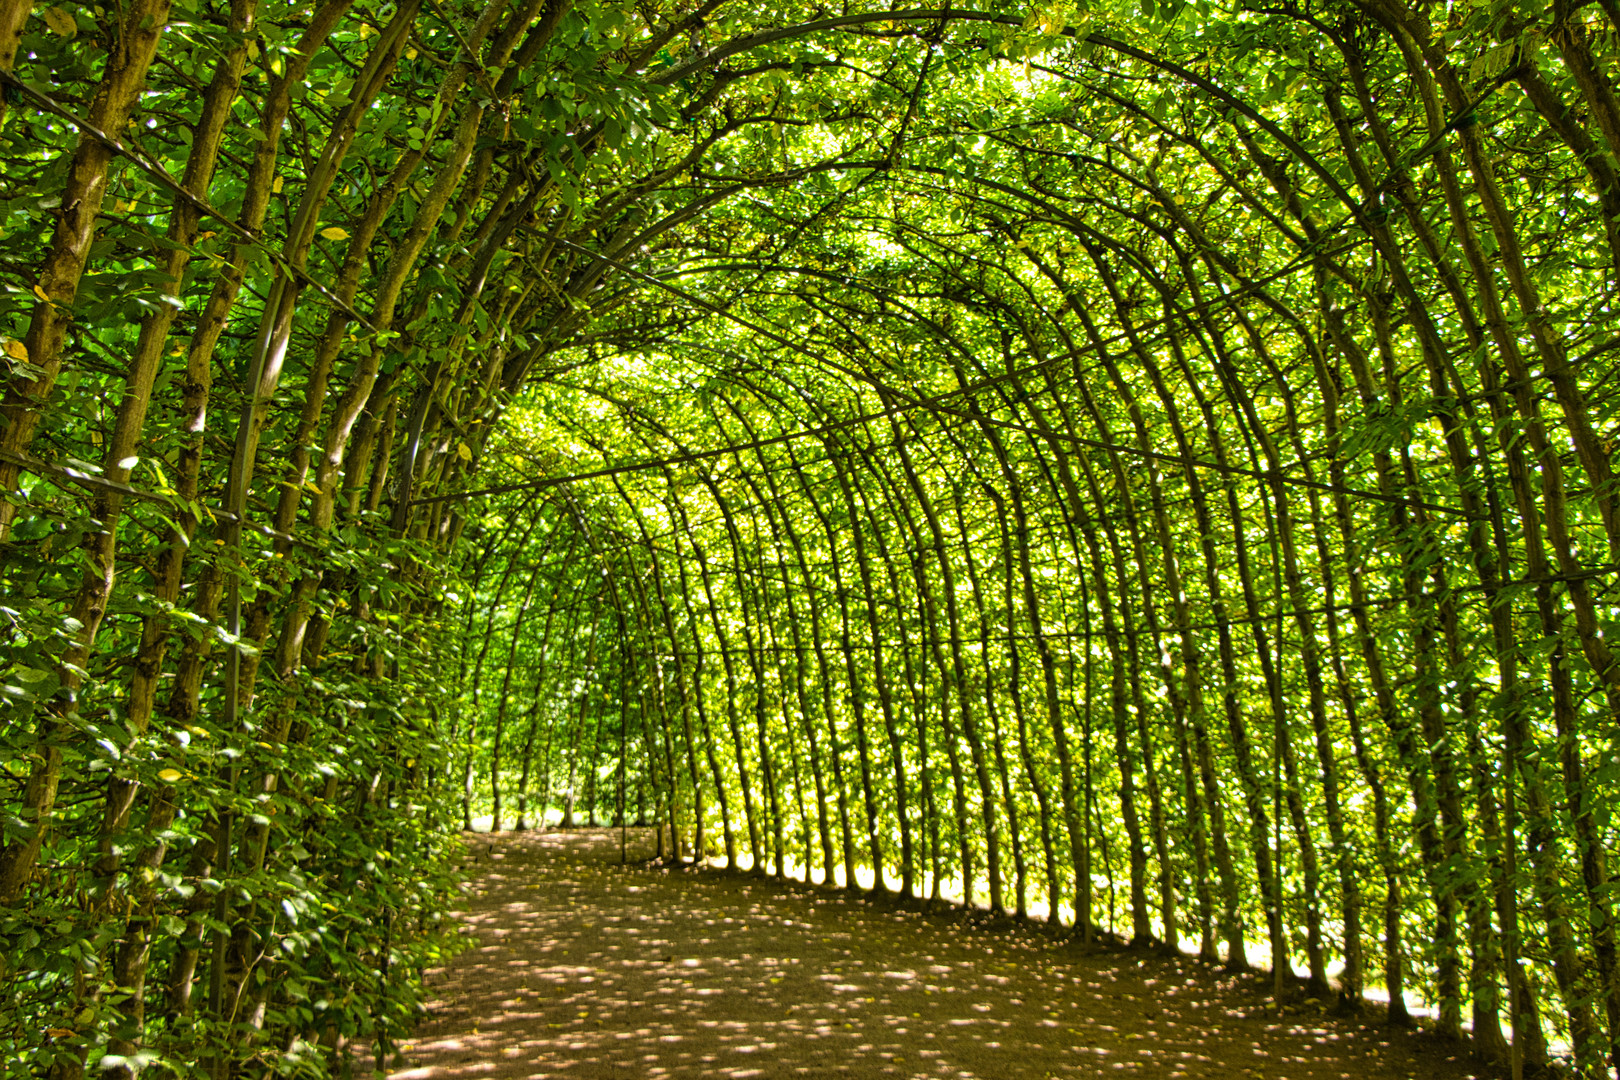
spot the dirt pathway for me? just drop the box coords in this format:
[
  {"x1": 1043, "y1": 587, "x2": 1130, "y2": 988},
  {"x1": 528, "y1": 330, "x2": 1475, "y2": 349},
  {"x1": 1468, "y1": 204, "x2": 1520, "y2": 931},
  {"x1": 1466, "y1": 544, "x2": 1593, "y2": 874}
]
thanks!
[{"x1": 393, "y1": 829, "x2": 1501, "y2": 1080}]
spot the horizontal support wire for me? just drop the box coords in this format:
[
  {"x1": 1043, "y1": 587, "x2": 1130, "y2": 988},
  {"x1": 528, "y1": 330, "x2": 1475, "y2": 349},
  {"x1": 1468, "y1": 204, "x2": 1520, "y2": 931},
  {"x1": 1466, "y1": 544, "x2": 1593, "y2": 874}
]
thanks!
[{"x1": 0, "y1": 71, "x2": 379, "y2": 334}]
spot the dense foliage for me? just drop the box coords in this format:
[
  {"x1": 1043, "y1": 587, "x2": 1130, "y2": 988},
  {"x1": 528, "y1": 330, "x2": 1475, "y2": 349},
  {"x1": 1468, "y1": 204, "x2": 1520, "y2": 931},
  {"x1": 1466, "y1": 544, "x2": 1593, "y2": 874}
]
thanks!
[{"x1": 2, "y1": 0, "x2": 1619, "y2": 1075}]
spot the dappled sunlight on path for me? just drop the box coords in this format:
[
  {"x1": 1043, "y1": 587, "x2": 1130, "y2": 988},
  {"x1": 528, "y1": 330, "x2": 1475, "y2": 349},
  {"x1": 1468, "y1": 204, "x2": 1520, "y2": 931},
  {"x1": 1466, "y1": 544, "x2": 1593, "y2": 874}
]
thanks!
[{"x1": 392, "y1": 830, "x2": 1500, "y2": 1080}]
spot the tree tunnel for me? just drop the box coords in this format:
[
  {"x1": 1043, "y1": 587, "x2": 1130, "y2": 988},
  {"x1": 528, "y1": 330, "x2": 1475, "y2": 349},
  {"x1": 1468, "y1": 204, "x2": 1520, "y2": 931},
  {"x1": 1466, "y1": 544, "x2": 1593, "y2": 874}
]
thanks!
[{"x1": 1, "y1": 0, "x2": 1618, "y2": 1074}]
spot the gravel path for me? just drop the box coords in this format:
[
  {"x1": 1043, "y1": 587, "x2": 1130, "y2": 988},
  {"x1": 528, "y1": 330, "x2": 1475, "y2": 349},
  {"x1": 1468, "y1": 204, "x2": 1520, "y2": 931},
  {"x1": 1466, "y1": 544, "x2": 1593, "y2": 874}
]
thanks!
[{"x1": 391, "y1": 829, "x2": 1502, "y2": 1080}]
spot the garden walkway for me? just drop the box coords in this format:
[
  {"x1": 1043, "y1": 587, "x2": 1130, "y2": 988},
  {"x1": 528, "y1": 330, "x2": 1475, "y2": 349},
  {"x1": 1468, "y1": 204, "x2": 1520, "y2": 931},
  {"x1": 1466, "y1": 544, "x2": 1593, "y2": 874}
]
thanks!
[{"x1": 391, "y1": 829, "x2": 1501, "y2": 1080}]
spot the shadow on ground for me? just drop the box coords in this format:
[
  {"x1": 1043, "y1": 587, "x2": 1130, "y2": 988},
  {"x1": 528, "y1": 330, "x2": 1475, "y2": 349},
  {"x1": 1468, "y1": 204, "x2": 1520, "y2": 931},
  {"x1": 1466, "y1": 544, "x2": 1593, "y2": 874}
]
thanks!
[{"x1": 390, "y1": 829, "x2": 1502, "y2": 1080}]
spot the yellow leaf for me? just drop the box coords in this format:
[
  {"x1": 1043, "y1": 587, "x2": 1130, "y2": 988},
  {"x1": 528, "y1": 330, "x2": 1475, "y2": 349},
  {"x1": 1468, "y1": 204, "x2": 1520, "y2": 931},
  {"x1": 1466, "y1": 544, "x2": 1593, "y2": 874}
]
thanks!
[
  {"x1": 272, "y1": 175, "x2": 284, "y2": 194},
  {"x1": 1, "y1": 338, "x2": 25, "y2": 363},
  {"x1": 456, "y1": 442, "x2": 473, "y2": 462},
  {"x1": 32, "y1": 285, "x2": 50, "y2": 303},
  {"x1": 320, "y1": 226, "x2": 349, "y2": 241},
  {"x1": 40, "y1": 7, "x2": 76, "y2": 37},
  {"x1": 358, "y1": 21, "x2": 375, "y2": 38},
  {"x1": 157, "y1": 768, "x2": 184, "y2": 783}
]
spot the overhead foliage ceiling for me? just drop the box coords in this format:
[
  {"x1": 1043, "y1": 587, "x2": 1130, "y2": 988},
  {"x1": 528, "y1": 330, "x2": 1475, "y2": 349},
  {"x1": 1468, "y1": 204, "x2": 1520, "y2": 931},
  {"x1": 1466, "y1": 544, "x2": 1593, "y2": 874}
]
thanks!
[{"x1": 2, "y1": 0, "x2": 1619, "y2": 1074}]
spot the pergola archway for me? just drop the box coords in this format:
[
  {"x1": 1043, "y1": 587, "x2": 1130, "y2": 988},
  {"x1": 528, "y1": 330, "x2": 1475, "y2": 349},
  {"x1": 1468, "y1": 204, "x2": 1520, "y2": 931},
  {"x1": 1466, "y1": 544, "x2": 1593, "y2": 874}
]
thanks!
[{"x1": 1, "y1": 0, "x2": 1615, "y2": 1074}]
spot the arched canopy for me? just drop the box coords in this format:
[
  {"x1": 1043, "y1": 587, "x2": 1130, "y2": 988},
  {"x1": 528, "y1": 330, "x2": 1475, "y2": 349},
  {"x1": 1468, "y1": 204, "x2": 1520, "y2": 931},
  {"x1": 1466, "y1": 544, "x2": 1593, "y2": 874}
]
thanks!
[{"x1": 1, "y1": 0, "x2": 1617, "y2": 1073}]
